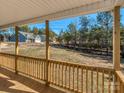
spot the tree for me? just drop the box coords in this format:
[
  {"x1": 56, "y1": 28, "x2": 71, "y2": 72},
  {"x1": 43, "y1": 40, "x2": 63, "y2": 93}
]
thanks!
[
  {"x1": 63, "y1": 31, "x2": 72, "y2": 45},
  {"x1": 79, "y1": 16, "x2": 90, "y2": 46},
  {"x1": 67, "y1": 23, "x2": 78, "y2": 46},
  {"x1": 97, "y1": 11, "x2": 113, "y2": 55},
  {"x1": 38, "y1": 28, "x2": 45, "y2": 35},
  {"x1": 39, "y1": 28, "x2": 57, "y2": 42},
  {"x1": 57, "y1": 29, "x2": 64, "y2": 44},
  {"x1": 33, "y1": 27, "x2": 39, "y2": 35},
  {"x1": 20, "y1": 25, "x2": 31, "y2": 32}
]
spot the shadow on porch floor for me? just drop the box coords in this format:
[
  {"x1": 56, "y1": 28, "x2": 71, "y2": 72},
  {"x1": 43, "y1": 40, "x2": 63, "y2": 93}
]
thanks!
[{"x1": 0, "y1": 67, "x2": 65, "y2": 93}]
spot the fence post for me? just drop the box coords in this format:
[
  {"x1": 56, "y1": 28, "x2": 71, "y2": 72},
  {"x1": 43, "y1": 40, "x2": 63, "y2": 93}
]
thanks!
[
  {"x1": 113, "y1": 6, "x2": 120, "y2": 93},
  {"x1": 45, "y1": 20, "x2": 50, "y2": 86},
  {"x1": 15, "y1": 26, "x2": 19, "y2": 74}
]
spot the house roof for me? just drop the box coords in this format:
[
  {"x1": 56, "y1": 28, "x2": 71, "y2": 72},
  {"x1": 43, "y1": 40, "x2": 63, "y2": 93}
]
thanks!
[
  {"x1": 19, "y1": 31, "x2": 46, "y2": 39},
  {"x1": 19, "y1": 31, "x2": 34, "y2": 39},
  {"x1": 0, "y1": 0, "x2": 124, "y2": 29}
]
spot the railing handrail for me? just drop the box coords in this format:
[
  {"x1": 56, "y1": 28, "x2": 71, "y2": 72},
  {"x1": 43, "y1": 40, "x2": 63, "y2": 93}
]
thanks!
[
  {"x1": 49, "y1": 59, "x2": 114, "y2": 72},
  {"x1": 116, "y1": 71, "x2": 124, "y2": 85},
  {"x1": 0, "y1": 52, "x2": 114, "y2": 73},
  {"x1": 0, "y1": 52, "x2": 46, "y2": 61}
]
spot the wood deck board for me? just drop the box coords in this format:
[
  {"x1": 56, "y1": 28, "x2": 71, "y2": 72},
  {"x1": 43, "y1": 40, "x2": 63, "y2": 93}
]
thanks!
[{"x1": 0, "y1": 68, "x2": 65, "y2": 93}]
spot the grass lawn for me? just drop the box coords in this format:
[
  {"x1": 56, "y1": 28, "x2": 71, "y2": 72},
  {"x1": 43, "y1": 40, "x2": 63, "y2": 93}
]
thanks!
[{"x1": 0, "y1": 42, "x2": 124, "y2": 69}]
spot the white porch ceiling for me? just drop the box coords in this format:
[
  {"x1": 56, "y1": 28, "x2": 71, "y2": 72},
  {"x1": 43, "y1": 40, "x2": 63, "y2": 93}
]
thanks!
[{"x1": 0, "y1": 0, "x2": 124, "y2": 28}]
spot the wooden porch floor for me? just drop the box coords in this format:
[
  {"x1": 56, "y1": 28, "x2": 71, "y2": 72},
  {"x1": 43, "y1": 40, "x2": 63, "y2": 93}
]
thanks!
[{"x1": 0, "y1": 68, "x2": 65, "y2": 93}]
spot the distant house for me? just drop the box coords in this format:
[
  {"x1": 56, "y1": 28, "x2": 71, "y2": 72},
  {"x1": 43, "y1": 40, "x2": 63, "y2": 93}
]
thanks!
[
  {"x1": 1, "y1": 31, "x2": 46, "y2": 43},
  {"x1": 19, "y1": 31, "x2": 34, "y2": 43},
  {"x1": 35, "y1": 35, "x2": 45, "y2": 43},
  {"x1": 10, "y1": 31, "x2": 46, "y2": 43},
  {"x1": 9, "y1": 32, "x2": 26, "y2": 42}
]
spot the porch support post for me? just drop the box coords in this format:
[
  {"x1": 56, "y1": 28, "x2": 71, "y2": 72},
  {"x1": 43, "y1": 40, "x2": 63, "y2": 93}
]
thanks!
[
  {"x1": 113, "y1": 6, "x2": 120, "y2": 93},
  {"x1": 113, "y1": 6, "x2": 120, "y2": 71},
  {"x1": 45, "y1": 20, "x2": 50, "y2": 86},
  {"x1": 15, "y1": 26, "x2": 19, "y2": 74}
]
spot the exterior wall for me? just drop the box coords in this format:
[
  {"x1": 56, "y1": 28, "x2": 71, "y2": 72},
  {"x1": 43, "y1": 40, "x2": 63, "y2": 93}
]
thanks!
[{"x1": 9, "y1": 33, "x2": 26, "y2": 42}]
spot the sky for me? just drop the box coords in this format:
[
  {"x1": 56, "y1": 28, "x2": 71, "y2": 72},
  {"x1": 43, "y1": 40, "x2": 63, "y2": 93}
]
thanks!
[{"x1": 28, "y1": 8, "x2": 124, "y2": 35}]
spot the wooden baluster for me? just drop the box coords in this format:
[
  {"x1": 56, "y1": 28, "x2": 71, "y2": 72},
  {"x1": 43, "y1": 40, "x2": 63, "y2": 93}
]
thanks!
[
  {"x1": 122, "y1": 84, "x2": 124, "y2": 93},
  {"x1": 120, "y1": 81, "x2": 122, "y2": 93},
  {"x1": 21, "y1": 57, "x2": 22, "y2": 73},
  {"x1": 37, "y1": 60, "x2": 39, "y2": 78},
  {"x1": 57, "y1": 63, "x2": 58, "y2": 85},
  {"x1": 26, "y1": 58, "x2": 27, "y2": 75},
  {"x1": 38, "y1": 60, "x2": 41, "y2": 79},
  {"x1": 73, "y1": 65, "x2": 75, "y2": 91},
  {"x1": 53, "y1": 63, "x2": 55, "y2": 84},
  {"x1": 51, "y1": 62, "x2": 53, "y2": 83},
  {"x1": 24, "y1": 58, "x2": 26, "y2": 74},
  {"x1": 62, "y1": 63, "x2": 64, "y2": 86},
  {"x1": 35, "y1": 60, "x2": 37, "y2": 78},
  {"x1": 35, "y1": 60, "x2": 36, "y2": 78},
  {"x1": 34, "y1": 59, "x2": 35, "y2": 77},
  {"x1": 30, "y1": 58, "x2": 32, "y2": 76},
  {"x1": 31, "y1": 59, "x2": 33, "y2": 77},
  {"x1": 44, "y1": 61, "x2": 45, "y2": 80},
  {"x1": 108, "y1": 72, "x2": 111, "y2": 93},
  {"x1": 51, "y1": 62, "x2": 52, "y2": 83},
  {"x1": 21, "y1": 57, "x2": 23, "y2": 73},
  {"x1": 97, "y1": 69, "x2": 99, "y2": 93},
  {"x1": 58, "y1": 63, "x2": 60, "y2": 86},
  {"x1": 27, "y1": 59, "x2": 29, "y2": 76},
  {"x1": 25, "y1": 58, "x2": 27, "y2": 75},
  {"x1": 77, "y1": 65, "x2": 79, "y2": 92},
  {"x1": 81, "y1": 67, "x2": 84, "y2": 93},
  {"x1": 23, "y1": 58, "x2": 25, "y2": 74},
  {"x1": 54, "y1": 63, "x2": 56, "y2": 84},
  {"x1": 91, "y1": 69, "x2": 93, "y2": 93},
  {"x1": 41, "y1": 61, "x2": 43, "y2": 80},
  {"x1": 30, "y1": 59, "x2": 33, "y2": 76},
  {"x1": 29, "y1": 59, "x2": 30, "y2": 76},
  {"x1": 55, "y1": 63, "x2": 57, "y2": 85},
  {"x1": 27, "y1": 58, "x2": 28, "y2": 75},
  {"x1": 49, "y1": 62, "x2": 51, "y2": 82},
  {"x1": 102, "y1": 70, "x2": 104, "y2": 93},
  {"x1": 42, "y1": 61, "x2": 43, "y2": 80},
  {"x1": 20, "y1": 58, "x2": 24, "y2": 72},
  {"x1": 33, "y1": 59, "x2": 35, "y2": 77},
  {"x1": 7, "y1": 55, "x2": 8, "y2": 68},
  {"x1": 86, "y1": 67, "x2": 88, "y2": 93},
  {"x1": 42, "y1": 61, "x2": 44, "y2": 80},
  {"x1": 57, "y1": 63, "x2": 59, "y2": 85},
  {"x1": 65, "y1": 64, "x2": 67, "y2": 88},
  {"x1": 69, "y1": 64, "x2": 71, "y2": 89},
  {"x1": 27, "y1": 59, "x2": 29, "y2": 75}
]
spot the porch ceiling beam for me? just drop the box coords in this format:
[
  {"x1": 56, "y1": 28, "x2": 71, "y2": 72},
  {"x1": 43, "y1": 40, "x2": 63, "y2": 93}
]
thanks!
[{"x1": 0, "y1": 0, "x2": 124, "y2": 29}]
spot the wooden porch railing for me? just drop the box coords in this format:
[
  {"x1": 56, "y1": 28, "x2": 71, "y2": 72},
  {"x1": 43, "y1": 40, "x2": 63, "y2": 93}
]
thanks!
[
  {"x1": 115, "y1": 71, "x2": 124, "y2": 93},
  {"x1": 48, "y1": 60, "x2": 114, "y2": 93},
  {"x1": 0, "y1": 52, "x2": 123, "y2": 93}
]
